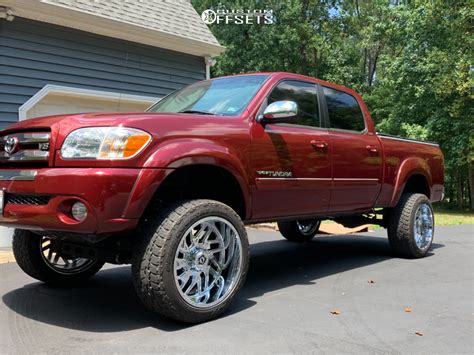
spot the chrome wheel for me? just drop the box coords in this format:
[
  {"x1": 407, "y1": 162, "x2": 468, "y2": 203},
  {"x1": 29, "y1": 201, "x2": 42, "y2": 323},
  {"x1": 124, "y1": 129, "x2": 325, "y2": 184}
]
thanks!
[
  {"x1": 173, "y1": 216, "x2": 243, "y2": 309},
  {"x1": 413, "y1": 203, "x2": 434, "y2": 251},
  {"x1": 296, "y1": 219, "x2": 320, "y2": 236},
  {"x1": 40, "y1": 237, "x2": 96, "y2": 275}
]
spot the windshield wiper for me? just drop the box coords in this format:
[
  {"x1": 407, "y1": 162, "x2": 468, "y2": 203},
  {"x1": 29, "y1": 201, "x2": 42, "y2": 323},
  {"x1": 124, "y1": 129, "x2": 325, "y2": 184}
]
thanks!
[{"x1": 179, "y1": 110, "x2": 217, "y2": 115}]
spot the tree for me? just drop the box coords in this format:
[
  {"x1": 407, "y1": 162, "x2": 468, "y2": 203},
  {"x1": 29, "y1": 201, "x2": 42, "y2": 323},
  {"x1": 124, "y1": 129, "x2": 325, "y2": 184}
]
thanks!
[
  {"x1": 192, "y1": 0, "x2": 337, "y2": 77},
  {"x1": 192, "y1": 0, "x2": 473, "y2": 209},
  {"x1": 367, "y1": 0, "x2": 473, "y2": 209}
]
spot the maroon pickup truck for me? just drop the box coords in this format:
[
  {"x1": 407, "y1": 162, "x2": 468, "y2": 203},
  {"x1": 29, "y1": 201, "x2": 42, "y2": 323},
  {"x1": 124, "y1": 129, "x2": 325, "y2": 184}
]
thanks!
[{"x1": 0, "y1": 72, "x2": 444, "y2": 323}]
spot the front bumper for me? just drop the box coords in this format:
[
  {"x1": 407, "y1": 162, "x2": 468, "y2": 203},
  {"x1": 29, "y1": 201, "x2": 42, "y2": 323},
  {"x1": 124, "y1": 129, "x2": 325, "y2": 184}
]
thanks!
[{"x1": 0, "y1": 167, "x2": 170, "y2": 234}]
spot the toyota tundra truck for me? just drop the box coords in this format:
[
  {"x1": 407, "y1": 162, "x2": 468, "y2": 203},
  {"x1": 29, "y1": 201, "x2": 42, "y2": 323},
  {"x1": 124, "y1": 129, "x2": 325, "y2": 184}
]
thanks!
[{"x1": 0, "y1": 72, "x2": 444, "y2": 323}]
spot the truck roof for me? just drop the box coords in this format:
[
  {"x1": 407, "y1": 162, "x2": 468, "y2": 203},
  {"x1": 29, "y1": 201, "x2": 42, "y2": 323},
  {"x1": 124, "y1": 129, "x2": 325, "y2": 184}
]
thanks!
[{"x1": 211, "y1": 72, "x2": 361, "y2": 98}]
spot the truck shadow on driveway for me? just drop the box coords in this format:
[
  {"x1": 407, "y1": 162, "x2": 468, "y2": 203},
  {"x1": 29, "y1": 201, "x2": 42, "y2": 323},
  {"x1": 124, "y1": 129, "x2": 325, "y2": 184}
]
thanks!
[{"x1": 2, "y1": 234, "x2": 443, "y2": 333}]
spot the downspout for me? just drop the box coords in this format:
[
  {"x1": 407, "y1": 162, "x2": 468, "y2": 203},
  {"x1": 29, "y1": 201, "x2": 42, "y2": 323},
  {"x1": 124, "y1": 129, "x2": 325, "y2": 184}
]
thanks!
[{"x1": 204, "y1": 56, "x2": 216, "y2": 80}]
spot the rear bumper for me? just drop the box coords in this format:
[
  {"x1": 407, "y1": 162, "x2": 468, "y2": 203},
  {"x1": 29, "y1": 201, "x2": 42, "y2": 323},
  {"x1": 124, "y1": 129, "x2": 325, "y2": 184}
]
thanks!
[{"x1": 0, "y1": 167, "x2": 171, "y2": 235}]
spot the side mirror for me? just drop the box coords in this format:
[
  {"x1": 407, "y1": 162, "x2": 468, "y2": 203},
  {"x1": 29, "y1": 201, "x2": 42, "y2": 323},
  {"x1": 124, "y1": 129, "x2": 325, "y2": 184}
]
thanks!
[{"x1": 258, "y1": 100, "x2": 298, "y2": 124}]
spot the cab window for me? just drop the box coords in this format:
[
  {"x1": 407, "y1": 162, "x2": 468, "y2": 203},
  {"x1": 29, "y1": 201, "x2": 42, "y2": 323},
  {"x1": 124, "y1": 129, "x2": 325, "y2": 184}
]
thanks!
[
  {"x1": 267, "y1": 80, "x2": 320, "y2": 127},
  {"x1": 323, "y1": 86, "x2": 365, "y2": 132}
]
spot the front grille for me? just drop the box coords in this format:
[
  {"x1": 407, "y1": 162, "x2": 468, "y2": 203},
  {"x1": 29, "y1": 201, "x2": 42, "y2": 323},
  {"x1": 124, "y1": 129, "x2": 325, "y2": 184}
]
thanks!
[
  {"x1": 0, "y1": 131, "x2": 51, "y2": 165},
  {"x1": 6, "y1": 194, "x2": 52, "y2": 206}
]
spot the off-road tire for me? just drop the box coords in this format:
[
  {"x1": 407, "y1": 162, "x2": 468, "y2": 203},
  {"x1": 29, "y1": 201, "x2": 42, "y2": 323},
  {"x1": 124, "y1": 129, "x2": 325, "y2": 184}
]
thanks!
[
  {"x1": 132, "y1": 199, "x2": 249, "y2": 323},
  {"x1": 277, "y1": 219, "x2": 320, "y2": 243},
  {"x1": 387, "y1": 193, "x2": 434, "y2": 258},
  {"x1": 12, "y1": 229, "x2": 104, "y2": 286}
]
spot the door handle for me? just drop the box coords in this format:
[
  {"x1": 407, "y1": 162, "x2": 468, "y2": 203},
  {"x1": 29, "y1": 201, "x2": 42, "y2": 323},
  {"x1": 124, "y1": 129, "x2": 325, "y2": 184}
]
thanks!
[
  {"x1": 366, "y1": 145, "x2": 379, "y2": 154},
  {"x1": 310, "y1": 140, "x2": 328, "y2": 150}
]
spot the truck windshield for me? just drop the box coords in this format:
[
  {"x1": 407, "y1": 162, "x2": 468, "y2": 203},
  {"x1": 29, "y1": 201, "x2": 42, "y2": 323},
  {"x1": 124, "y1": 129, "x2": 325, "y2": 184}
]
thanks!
[{"x1": 147, "y1": 75, "x2": 269, "y2": 116}]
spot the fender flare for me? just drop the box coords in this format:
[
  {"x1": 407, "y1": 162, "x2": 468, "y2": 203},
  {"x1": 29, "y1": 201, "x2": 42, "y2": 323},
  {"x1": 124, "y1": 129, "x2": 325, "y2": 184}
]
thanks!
[
  {"x1": 390, "y1": 157, "x2": 432, "y2": 206},
  {"x1": 142, "y1": 138, "x2": 252, "y2": 218}
]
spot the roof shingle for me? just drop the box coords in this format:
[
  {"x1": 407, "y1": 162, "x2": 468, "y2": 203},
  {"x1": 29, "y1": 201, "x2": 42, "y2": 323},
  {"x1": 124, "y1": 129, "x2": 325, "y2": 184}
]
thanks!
[{"x1": 42, "y1": 0, "x2": 220, "y2": 46}]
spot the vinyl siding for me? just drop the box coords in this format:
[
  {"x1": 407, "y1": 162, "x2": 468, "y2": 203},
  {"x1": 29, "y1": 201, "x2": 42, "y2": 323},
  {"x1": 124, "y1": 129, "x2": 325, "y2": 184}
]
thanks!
[{"x1": 0, "y1": 17, "x2": 206, "y2": 129}]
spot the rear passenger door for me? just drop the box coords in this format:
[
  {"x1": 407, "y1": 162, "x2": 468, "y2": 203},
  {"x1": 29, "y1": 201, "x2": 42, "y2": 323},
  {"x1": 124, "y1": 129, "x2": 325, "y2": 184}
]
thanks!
[
  {"x1": 251, "y1": 80, "x2": 331, "y2": 219},
  {"x1": 322, "y1": 86, "x2": 382, "y2": 212}
]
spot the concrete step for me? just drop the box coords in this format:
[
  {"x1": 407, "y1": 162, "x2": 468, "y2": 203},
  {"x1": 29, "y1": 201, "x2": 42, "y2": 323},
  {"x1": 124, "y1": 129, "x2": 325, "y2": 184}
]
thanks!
[{"x1": 0, "y1": 227, "x2": 13, "y2": 248}]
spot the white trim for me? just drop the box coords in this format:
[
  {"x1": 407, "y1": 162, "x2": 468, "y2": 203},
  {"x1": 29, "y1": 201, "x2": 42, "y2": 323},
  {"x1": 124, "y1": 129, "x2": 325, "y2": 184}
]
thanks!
[
  {"x1": 256, "y1": 178, "x2": 332, "y2": 181},
  {"x1": 19, "y1": 85, "x2": 159, "y2": 120},
  {"x1": 256, "y1": 177, "x2": 379, "y2": 182},
  {"x1": 378, "y1": 134, "x2": 439, "y2": 147},
  {"x1": 334, "y1": 178, "x2": 380, "y2": 181}
]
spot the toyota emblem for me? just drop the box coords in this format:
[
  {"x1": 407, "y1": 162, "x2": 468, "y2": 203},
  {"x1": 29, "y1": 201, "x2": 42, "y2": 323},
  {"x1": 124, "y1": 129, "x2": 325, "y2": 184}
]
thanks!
[{"x1": 4, "y1": 136, "x2": 19, "y2": 155}]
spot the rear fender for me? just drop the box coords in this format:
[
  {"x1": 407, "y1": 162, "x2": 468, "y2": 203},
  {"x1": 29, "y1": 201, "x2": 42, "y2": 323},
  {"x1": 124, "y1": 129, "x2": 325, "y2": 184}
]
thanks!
[{"x1": 390, "y1": 157, "x2": 432, "y2": 206}]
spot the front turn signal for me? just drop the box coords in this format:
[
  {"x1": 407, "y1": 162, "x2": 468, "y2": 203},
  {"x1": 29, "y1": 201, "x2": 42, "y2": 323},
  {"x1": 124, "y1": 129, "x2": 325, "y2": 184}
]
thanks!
[{"x1": 98, "y1": 128, "x2": 151, "y2": 159}]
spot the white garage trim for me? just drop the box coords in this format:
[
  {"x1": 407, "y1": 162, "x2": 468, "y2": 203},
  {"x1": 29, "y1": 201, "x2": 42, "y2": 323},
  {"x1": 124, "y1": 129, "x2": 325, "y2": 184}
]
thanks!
[{"x1": 19, "y1": 85, "x2": 159, "y2": 120}]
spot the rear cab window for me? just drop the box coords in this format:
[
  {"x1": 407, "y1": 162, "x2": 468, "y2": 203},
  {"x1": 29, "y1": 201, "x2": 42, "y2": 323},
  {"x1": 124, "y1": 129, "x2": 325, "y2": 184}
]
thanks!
[{"x1": 322, "y1": 86, "x2": 365, "y2": 132}]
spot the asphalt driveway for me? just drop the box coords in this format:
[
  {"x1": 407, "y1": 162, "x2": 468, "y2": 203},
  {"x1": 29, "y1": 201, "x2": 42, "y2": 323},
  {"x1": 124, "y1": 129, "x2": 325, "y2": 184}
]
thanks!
[{"x1": 0, "y1": 225, "x2": 472, "y2": 354}]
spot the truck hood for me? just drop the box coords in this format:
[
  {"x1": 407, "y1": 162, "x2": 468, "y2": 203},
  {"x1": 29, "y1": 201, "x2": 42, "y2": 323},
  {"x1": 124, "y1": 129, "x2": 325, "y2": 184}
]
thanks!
[
  {"x1": 0, "y1": 111, "x2": 239, "y2": 150},
  {"x1": 1, "y1": 112, "x2": 182, "y2": 135}
]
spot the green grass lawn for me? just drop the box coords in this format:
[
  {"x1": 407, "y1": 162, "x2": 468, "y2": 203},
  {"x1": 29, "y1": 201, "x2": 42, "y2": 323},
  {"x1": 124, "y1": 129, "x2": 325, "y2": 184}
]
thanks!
[
  {"x1": 325, "y1": 207, "x2": 473, "y2": 229},
  {"x1": 433, "y1": 208, "x2": 474, "y2": 226},
  {"x1": 250, "y1": 208, "x2": 473, "y2": 232}
]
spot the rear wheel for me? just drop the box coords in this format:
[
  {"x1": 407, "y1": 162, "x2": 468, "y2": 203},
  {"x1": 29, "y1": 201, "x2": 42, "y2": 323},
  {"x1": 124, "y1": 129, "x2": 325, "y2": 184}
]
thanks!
[
  {"x1": 132, "y1": 199, "x2": 249, "y2": 323},
  {"x1": 277, "y1": 219, "x2": 321, "y2": 243},
  {"x1": 12, "y1": 229, "x2": 104, "y2": 285},
  {"x1": 387, "y1": 193, "x2": 434, "y2": 258}
]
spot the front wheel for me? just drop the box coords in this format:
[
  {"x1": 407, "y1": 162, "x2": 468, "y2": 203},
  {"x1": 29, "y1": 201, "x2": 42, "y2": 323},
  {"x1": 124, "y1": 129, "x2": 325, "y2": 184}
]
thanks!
[
  {"x1": 387, "y1": 193, "x2": 435, "y2": 258},
  {"x1": 12, "y1": 230, "x2": 104, "y2": 286},
  {"x1": 277, "y1": 219, "x2": 321, "y2": 243},
  {"x1": 132, "y1": 199, "x2": 249, "y2": 323}
]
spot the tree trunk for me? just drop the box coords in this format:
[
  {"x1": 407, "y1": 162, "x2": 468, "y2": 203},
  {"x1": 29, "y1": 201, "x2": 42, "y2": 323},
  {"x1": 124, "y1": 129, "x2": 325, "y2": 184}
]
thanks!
[
  {"x1": 363, "y1": 48, "x2": 367, "y2": 78},
  {"x1": 457, "y1": 172, "x2": 463, "y2": 209},
  {"x1": 468, "y1": 156, "x2": 474, "y2": 210},
  {"x1": 368, "y1": 44, "x2": 382, "y2": 87},
  {"x1": 368, "y1": 50, "x2": 379, "y2": 87}
]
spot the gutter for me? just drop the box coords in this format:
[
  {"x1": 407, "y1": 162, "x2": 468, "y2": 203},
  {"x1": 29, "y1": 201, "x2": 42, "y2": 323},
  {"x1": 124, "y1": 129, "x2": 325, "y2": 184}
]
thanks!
[{"x1": 0, "y1": 6, "x2": 14, "y2": 21}]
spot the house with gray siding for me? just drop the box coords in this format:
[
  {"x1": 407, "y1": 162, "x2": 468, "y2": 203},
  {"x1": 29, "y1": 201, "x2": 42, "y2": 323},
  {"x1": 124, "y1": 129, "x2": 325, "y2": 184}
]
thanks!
[
  {"x1": 0, "y1": 0, "x2": 223, "y2": 129},
  {"x1": 0, "y1": 0, "x2": 223, "y2": 246}
]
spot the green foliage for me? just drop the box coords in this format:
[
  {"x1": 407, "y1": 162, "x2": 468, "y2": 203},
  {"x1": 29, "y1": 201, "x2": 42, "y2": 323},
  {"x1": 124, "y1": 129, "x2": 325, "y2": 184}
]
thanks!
[
  {"x1": 193, "y1": 0, "x2": 337, "y2": 77},
  {"x1": 192, "y1": 0, "x2": 473, "y2": 209}
]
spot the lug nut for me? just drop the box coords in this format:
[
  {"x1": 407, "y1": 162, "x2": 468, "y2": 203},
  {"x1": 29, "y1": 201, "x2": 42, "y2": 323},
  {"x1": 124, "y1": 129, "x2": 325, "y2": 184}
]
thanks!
[{"x1": 71, "y1": 201, "x2": 88, "y2": 222}]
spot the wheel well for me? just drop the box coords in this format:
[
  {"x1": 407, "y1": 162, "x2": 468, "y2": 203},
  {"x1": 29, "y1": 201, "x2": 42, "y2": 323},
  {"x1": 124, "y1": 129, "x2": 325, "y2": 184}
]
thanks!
[
  {"x1": 403, "y1": 174, "x2": 430, "y2": 198},
  {"x1": 150, "y1": 164, "x2": 246, "y2": 219}
]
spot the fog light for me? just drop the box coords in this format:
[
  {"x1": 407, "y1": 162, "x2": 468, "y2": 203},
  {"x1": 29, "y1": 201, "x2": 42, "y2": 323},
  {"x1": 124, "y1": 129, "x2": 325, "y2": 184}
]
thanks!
[{"x1": 71, "y1": 201, "x2": 88, "y2": 222}]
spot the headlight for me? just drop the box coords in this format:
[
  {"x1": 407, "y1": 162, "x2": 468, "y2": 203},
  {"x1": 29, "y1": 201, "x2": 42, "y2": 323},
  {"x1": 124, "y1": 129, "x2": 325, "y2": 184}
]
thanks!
[{"x1": 61, "y1": 127, "x2": 151, "y2": 159}]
